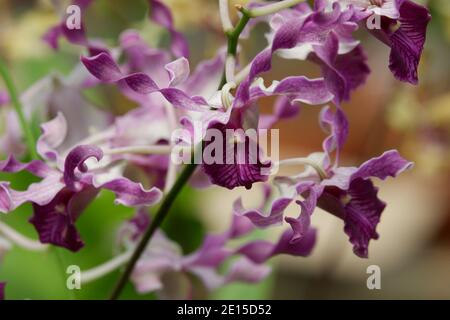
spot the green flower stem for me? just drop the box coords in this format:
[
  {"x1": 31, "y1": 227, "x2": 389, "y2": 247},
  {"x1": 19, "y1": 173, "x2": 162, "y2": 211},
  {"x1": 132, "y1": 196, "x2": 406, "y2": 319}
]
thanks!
[
  {"x1": 109, "y1": 161, "x2": 198, "y2": 300},
  {"x1": 219, "y1": 10, "x2": 251, "y2": 88},
  {"x1": 0, "y1": 58, "x2": 38, "y2": 160}
]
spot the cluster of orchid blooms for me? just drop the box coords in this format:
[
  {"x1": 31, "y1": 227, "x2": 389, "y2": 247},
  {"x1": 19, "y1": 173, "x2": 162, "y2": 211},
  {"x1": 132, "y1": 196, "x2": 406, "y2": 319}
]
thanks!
[{"x1": 0, "y1": 0, "x2": 430, "y2": 299}]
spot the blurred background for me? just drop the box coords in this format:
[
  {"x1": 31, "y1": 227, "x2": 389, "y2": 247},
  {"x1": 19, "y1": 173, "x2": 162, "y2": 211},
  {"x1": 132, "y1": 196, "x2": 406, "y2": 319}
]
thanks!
[{"x1": 0, "y1": 0, "x2": 449, "y2": 299}]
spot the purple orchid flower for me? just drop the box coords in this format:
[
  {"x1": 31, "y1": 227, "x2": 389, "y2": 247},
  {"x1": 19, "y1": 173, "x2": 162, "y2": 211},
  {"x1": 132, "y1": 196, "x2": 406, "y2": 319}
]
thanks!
[
  {"x1": 81, "y1": 52, "x2": 213, "y2": 112},
  {"x1": 30, "y1": 186, "x2": 99, "y2": 252},
  {"x1": 42, "y1": 0, "x2": 106, "y2": 55},
  {"x1": 227, "y1": 104, "x2": 412, "y2": 258},
  {"x1": 331, "y1": 0, "x2": 430, "y2": 84},
  {"x1": 0, "y1": 114, "x2": 162, "y2": 251},
  {"x1": 123, "y1": 205, "x2": 315, "y2": 298},
  {"x1": 254, "y1": 0, "x2": 429, "y2": 107},
  {"x1": 122, "y1": 209, "x2": 269, "y2": 298},
  {"x1": 362, "y1": 0, "x2": 430, "y2": 84},
  {"x1": 43, "y1": 0, "x2": 188, "y2": 58},
  {"x1": 83, "y1": 50, "x2": 334, "y2": 190},
  {"x1": 80, "y1": 37, "x2": 333, "y2": 123},
  {"x1": 236, "y1": 0, "x2": 370, "y2": 105},
  {"x1": 80, "y1": 41, "x2": 272, "y2": 191},
  {"x1": 276, "y1": 106, "x2": 413, "y2": 258}
]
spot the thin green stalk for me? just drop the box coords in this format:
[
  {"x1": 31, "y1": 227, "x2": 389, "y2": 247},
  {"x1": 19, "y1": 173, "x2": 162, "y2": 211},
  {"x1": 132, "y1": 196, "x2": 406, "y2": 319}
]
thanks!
[
  {"x1": 0, "y1": 58, "x2": 38, "y2": 160},
  {"x1": 108, "y1": 11, "x2": 252, "y2": 301},
  {"x1": 219, "y1": 10, "x2": 251, "y2": 88},
  {"x1": 109, "y1": 162, "x2": 198, "y2": 300},
  {"x1": 226, "y1": 13, "x2": 250, "y2": 55}
]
